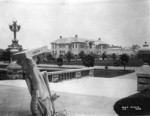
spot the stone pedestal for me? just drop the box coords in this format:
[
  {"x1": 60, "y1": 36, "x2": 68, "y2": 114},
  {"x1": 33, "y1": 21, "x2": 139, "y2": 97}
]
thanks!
[
  {"x1": 76, "y1": 71, "x2": 81, "y2": 78},
  {"x1": 89, "y1": 69, "x2": 94, "y2": 76},
  {"x1": 137, "y1": 64, "x2": 150, "y2": 91}
]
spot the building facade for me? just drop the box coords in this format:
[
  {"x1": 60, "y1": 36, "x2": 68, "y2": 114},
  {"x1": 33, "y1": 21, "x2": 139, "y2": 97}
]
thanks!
[
  {"x1": 51, "y1": 35, "x2": 109, "y2": 58},
  {"x1": 107, "y1": 46, "x2": 134, "y2": 55}
]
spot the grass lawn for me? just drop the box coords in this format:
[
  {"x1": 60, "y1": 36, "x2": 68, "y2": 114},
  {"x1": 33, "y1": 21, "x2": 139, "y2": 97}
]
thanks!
[
  {"x1": 94, "y1": 69, "x2": 135, "y2": 78},
  {"x1": 46, "y1": 58, "x2": 144, "y2": 67}
]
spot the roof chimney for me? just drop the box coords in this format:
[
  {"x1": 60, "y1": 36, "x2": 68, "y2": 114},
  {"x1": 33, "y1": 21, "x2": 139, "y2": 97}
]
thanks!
[
  {"x1": 60, "y1": 36, "x2": 62, "y2": 39},
  {"x1": 75, "y1": 35, "x2": 78, "y2": 38}
]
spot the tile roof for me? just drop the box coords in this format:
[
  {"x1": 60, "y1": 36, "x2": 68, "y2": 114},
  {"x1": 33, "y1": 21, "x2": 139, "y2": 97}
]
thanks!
[{"x1": 52, "y1": 37, "x2": 86, "y2": 44}]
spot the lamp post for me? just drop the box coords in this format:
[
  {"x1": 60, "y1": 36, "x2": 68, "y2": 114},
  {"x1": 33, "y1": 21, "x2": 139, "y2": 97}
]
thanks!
[{"x1": 9, "y1": 21, "x2": 21, "y2": 40}]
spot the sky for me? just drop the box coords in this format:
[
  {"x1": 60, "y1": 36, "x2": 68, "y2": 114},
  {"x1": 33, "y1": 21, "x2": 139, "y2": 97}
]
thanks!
[{"x1": 0, "y1": 0, "x2": 149, "y2": 50}]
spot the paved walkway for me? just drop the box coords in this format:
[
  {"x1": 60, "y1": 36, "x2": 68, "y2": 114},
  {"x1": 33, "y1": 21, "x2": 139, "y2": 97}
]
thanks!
[
  {"x1": 0, "y1": 65, "x2": 139, "y2": 116},
  {"x1": 39, "y1": 64, "x2": 137, "y2": 70}
]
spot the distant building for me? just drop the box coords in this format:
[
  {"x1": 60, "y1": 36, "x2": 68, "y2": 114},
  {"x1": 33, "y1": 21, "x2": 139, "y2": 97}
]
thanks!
[
  {"x1": 138, "y1": 42, "x2": 150, "y2": 63},
  {"x1": 94, "y1": 38, "x2": 109, "y2": 55},
  {"x1": 51, "y1": 35, "x2": 136, "y2": 58},
  {"x1": 107, "y1": 46, "x2": 123, "y2": 55},
  {"x1": 107, "y1": 46, "x2": 134, "y2": 55},
  {"x1": 122, "y1": 47, "x2": 134, "y2": 55},
  {"x1": 51, "y1": 35, "x2": 109, "y2": 58}
]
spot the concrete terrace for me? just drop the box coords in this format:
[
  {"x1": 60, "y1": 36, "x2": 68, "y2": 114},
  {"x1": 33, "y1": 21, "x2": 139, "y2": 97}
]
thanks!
[{"x1": 0, "y1": 66, "x2": 138, "y2": 116}]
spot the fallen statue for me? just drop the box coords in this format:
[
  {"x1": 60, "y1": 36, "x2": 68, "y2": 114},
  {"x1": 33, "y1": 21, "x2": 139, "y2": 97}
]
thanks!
[{"x1": 13, "y1": 46, "x2": 66, "y2": 116}]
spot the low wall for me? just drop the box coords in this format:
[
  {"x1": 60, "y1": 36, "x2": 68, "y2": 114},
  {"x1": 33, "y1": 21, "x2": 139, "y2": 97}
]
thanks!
[{"x1": 47, "y1": 67, "x2": 95, "y2": 82}]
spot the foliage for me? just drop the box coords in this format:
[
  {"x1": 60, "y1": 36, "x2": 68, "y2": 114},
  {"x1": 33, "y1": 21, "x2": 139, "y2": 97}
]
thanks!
[
  {"x1": 64, "y1": 51, "x2": 74, "y2": 64},
  {"x1": 47, "y1": 53, "x2": 55, "y2": 62},
  {"x1": 1, "y1": 49, "x2": 11, "y2": 62},
  {"x1": 36, "y1": 56, "x2": 42, "y2": 64},
  {"x1": 111, "y1": 53, "x2": 117, "y2": 60},
  {"x1": 78, "y1": 51, "x2": 85, "y2": 60},
  {"x1": 138, "y1": 52, "x2": 150, "y2": 65},
  {"x1": 101, "y1": 52, "x2": 107, "y2": 60},
  {"x1": 0, "y1": 49, "x2": 5, "y2": 61},
  {"x1": 35, "y1": 53, "x2": 46, "y2": 64},
  {"x1": 82, "y1": 54, "x2": 95, "y2": 67},
  {"x1": 113, "y1": 59, "x2": 121, "y2": 66},
  {"x1": 91, "y1": 53, "x2": 99, "y2": 60},
  {"x1": 119, "y1": 54, "x2": 129, "y2": 70},
  {"x1": 57, "y1": 57, "x2": 63, "y2": 67}
]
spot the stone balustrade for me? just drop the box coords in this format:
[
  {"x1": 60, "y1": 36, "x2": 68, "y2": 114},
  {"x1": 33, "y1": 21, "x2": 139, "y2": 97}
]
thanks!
[
  {"x1": 137, "y1": 64, "x2": 150, "y2": 91},
  {"x1": 47, "y1": 67, "x2": 95, "y2": 82}
]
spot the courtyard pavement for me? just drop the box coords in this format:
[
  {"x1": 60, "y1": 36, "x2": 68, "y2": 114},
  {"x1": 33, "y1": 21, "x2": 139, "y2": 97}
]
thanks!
[{"x1": 0, "y1": 66, "x2": 139, "y2": 116}]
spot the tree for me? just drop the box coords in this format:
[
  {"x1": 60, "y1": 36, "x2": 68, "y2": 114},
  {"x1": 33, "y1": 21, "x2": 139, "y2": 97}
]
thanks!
[
  {"x1": 102, "y1": 52, "x2": 107, "y2": 60},
  {"x1": 138, "y1": 52, "x2": 150, "y2": 65},
  {"x1": 78, "y1": 51, "x2": 85, "y2": 60},
  {"x1": 36, "y1": 56, "x2": 42, "y2": 64},
  {"x1": 47, "y1": 53, "x2": 54, "y2": 62},
  {"x1": 0, "y1": 49, "x2": 4, "y2": 61},
  {"x1": 2, "y1": 49, "x2": 11, "y2": 62},
  {"x1": 57, "y1": 57, "x2": 63, "y2": 67},
  {"x1": 119, "y1": 54, "x2": 129, "y2": 70},
  {"x1": 91, "y1": 53, "x2": 98, "y2": 60},
  {"x1": 112, "y1": 53, "x2": 117, "y2": 60},
  {"x1": 64, "y1": 51, "x2": 74, "y2": 64},
  {"x1": 82, "y1": 54, "x2": 95, "y2": 67}
]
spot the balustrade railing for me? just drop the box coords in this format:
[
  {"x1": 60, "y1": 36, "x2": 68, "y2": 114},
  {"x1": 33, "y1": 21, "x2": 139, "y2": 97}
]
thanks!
[{"x1": 47, "y1": 67, "x2": 95, "y2": 82}]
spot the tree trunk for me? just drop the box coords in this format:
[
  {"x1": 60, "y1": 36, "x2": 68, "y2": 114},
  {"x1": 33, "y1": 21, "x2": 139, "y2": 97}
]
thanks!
[{"x1": 124, "y1": 65, "x2": 126, "y2": 71}]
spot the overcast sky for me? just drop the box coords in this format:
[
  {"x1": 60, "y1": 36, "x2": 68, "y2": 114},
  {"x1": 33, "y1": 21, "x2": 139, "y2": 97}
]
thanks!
[{"x1": 0, "y1": 0, "x2": 149, "y2": 49}]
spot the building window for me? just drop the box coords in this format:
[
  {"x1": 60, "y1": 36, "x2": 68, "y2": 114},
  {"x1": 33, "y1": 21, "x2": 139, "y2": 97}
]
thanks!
[
  {"x1": 76, "y1": 43, "x2": 77, "y2": 48},
  {"x1": 80, "y1": 43, "x2": 85, "y2": 48},
  {"x1": 59, "y1": 44, "x2": 65, "y2": 48}
]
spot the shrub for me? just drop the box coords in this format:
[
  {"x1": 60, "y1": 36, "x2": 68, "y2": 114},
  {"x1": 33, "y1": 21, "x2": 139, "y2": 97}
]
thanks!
[
  {"x1": 47, "y1": 53, "x2": 55, "y2": 62},
  {"x1": 102, "y1": 53, "x2": 107, "y2": 60},
  {"x1": 112, "y1": 53, "x2": 117, "y2": 60},
  {"x1": 57, "y1": 57, "x2": 63, "y2": 67},
  {"x1": 78, "y1": 51, "x2": 85, "y2": 60},
  {"x1": 113, "y1": 59, "x2": 121, "y2": 66},
  {"x1": 82, "y1": 54, "x2": 95, "y2": 67}
]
